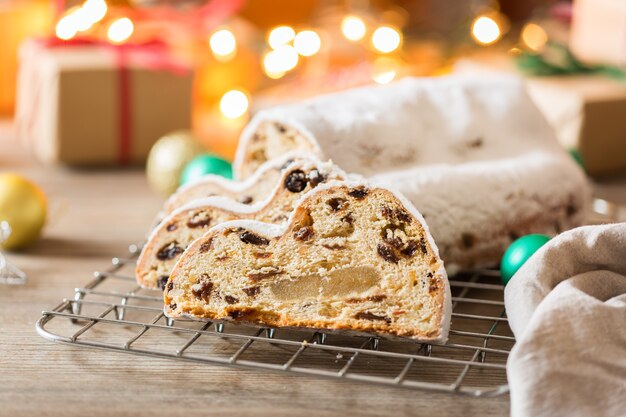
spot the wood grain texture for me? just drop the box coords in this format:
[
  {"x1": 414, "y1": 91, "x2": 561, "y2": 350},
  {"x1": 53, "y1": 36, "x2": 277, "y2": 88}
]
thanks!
[{"x1": 1, "y1": 121, "x2": 624, "y2": 417}]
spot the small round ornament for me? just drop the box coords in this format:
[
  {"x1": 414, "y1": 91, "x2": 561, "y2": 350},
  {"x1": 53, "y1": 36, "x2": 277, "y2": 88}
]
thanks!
[
  {"x1": 180, "y1": 154, "x2": 233, "y2": 185},
  {"x1": 0, "y1": 173, "x2": 47, "y2": 251},
  {"x1": 500, "y1": 234, "x2": 551, "y2": 285},
  {"x1": 146, "y1": 130, "x2": 205, "y2": 197}
]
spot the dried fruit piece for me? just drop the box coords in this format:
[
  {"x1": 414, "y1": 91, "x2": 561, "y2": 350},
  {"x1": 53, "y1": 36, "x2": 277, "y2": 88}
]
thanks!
[
  {"x1": 239, "y1": 230, "x2": 269, "y2": 246},
  {"x1": 341, "y1": 213, "x2": 354, "y2": 225},
  {"x1": 294, "y1": 226, "x2": 314, "y2": 241},
  {"x1": 308, "y1": 169, "x2": 325, "y2": 187},
  {"x1": 401, "y1": 240, "x2": 419, "y2": 257},
  {"x1": 192, "y1": 275, "x2": 213, "y2": 302},
  {"x1": 157, "y1": 275, "x2": 169, "y2": 290},
  {"x1": 381, "y1": 205, "x2": 411, "y2": 224},
  {"x1": 419, "y1": 238, "x2": 428, "y2": 255},
  {"x1": 284, "y1": 170, "x2": 308, "y2": 192},
  {"x1": 383, "y1": 227, "x2": 405, "y2": 249},
  {"x1": 348, "y1": 187, "x2": 369, "y2": 199},
  {"x1": 239, "y1": 195, "x2": 253, "y2": 204},
  {"x1": 355, "y1": 311, "x2": 392, "y2": 323},
  {"x1": 166, "y1": 223, "x2": 177, "y2": 232},
  {"x1": 395, "y1": 209, "x2": 411, "y2": 223},
  {"x1": 377, "y1": 242, "x2": 399, "y2": 263},
  {"x1": 327, "y1": 197, "x2": 347, "y2": 211},
  {"x1": 224, "y1": 295, "x2": 239, "y2": 304},
  {"x1": 243, "y1": 286, "x2": 260, "y2": 297},
  {"x1": 156, "y1": 241, "x2": 184, "y2": 260},
  {"x1": 248, "y1": 268, "x2": 283, "y2": 282},
  {"x1": 199, "y1": 239, "x2": 213, "y2": 253},
  {"x1": 347, "y1": 295, "x2": 387, "y2": 303},
  {"x1": 186, "y1": 211, "x2": 212, "y2": 229}
]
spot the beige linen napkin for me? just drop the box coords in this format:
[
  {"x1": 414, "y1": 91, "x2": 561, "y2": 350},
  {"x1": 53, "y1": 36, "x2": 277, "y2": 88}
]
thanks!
[{"x1": 504, "y1": 223, "x2": 626, "y2": 417}]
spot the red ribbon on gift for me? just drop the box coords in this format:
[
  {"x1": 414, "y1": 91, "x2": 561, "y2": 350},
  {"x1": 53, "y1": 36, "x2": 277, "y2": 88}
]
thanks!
[{"x1": 37, "y1": 37, "x2": 189, "y2": 165}]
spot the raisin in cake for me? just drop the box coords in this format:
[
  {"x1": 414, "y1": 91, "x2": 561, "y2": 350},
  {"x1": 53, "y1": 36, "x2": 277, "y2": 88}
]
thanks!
[
  {"x1": 163, "y1": 152, "x2": 313, "y2": 215},
  {"x1": 232, "y1": 76, "x2": 590, "y2": 272},
  {"x1": 164, "y1": 181, "x2": 451, "y2": 342},
  {"x1": 137, "y1": 159, "x2": 350, "y2": 289}
]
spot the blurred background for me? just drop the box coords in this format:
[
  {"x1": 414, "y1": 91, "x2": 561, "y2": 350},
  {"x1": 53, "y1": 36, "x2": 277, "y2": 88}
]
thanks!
[{"x1": 1, "y1": 0, "x2": 625, "y2": 190}]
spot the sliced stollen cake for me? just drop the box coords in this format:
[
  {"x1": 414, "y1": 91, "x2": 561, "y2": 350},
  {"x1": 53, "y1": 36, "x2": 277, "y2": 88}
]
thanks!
[
  {"x1": 163, "y1": 151, "x2": 313, "y2": 215},
  {"x1": 164, "y1": 181, "x2": 451, "y2": 342},
  {"x1": 136, "y1": 159, "x2": 350, "y2": 289},
  {"x1": 231, "y1": 76, "x2": 590, "y2": 273}
]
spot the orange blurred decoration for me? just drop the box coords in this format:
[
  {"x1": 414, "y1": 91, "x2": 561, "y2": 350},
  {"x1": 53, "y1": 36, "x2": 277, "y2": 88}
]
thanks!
[{"x1": 0, "y1": 0, "x2": 53, "y2": 115}]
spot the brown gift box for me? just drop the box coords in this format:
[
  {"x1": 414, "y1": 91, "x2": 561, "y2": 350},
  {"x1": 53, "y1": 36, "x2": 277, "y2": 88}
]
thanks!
[
  {"x1": 525, "y1": 76, "x2": 626, "y2": 177},
  {"x1": 16, "y1": 39, "x2": 193, "y2": 166},
  {"x1": 455, "y1": 55, "x2": 626, "y2": 177}
]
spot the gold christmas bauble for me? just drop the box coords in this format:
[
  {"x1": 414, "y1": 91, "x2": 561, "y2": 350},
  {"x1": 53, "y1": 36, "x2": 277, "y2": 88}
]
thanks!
[
  {"x1": 0, "y1": 173, "x2": 47, "y2": 251},
  {"x1": 146, "y1": 130, "x2": 205, "y2": 197}
]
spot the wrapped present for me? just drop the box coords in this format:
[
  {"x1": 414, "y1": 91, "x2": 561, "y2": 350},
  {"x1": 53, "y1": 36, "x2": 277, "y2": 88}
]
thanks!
[
  {"x1": 455, "y1": 54, "x2": 626, "y2": 177},
  {"x1": 525, "y1": 75, "x2": 626, "y2": 177},
  {"x1": 16, "y1": 38, "x2": 193, "y2": 166}
]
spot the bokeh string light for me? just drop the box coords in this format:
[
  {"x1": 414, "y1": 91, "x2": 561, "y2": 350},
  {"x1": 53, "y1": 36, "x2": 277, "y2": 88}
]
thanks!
[
  {"x1": 293, "y1": 30, "x2": 321, "y2": 56},
  {"x1": 107, "y1": 17, "x2": 134, "y2": 43},
  {"x1": 521, "y1": 23, "x2": 547, "y2": 51},
  {"x1": 268, "y1": 26, "x2": 295, "y2": 49},
  {"x1": 82, "y1": 0, "x2": 107, "y2": 25},
  {"x1": 372, "y1": 26, "x2": 401, "y2": 53},
  {"x1": 55, "y1": 0, "x2": 108, "y2": 40},
  {"x1": 210, "y1": 29, "x2": 237, "y2": 60},
  {"x1": 341, "y1": 16, "x2": 366, "y2": 41},
  {"x1": 263, "y1": 45, "x2": 299, "y2": 78},
  {"x1": 471, "y1": 15, "x2": 501, "y2": 45},
  {"x1": 220, "y1": 90, "x2": 249, "y2": 119},
  {"x1": 50, "y1": 2, "x2": 518, "y2": 131},
  {"x1": 55, "y1": 14, "x2": 78, "y2": 40}
]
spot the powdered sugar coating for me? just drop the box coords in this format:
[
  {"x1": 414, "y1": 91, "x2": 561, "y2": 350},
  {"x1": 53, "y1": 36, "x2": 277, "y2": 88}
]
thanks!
[
  {"x1": 173, "y1": 159, "x2": 353, "y2": 216},
  {"x1": 236, "y1": 75, "x2": 569, "y2": 177},
  {"x1": 168, "y1": 151, "x2": 317, "y2": 204},
  {"x1": 234, "y1": 75, "x2": 591, "y2": 270},
  {"x1": 144, "y1": 159, "x2": 351, "y2": 253}
]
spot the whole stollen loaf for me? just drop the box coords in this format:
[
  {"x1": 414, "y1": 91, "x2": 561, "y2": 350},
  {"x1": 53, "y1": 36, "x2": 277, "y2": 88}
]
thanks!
[{"x1": 234, "y1": 76, "x2": 590, "y2": 272}]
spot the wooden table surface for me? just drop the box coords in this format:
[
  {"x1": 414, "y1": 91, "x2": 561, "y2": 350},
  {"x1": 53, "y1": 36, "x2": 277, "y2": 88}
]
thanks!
[{"x1": 1, "y1": 121, "x2": 625, "y2": 417}]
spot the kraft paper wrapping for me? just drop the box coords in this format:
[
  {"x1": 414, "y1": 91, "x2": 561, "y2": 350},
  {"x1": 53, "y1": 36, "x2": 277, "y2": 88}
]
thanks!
[
  {"x1": 526, "y1": 76, "x2": 626, "y2": 177},
  {"x1": 456, "y1": 57, "x2": 626, "y2": 177},
  {"x1": 16, "y1": 40, "x2": 194, "y2": 166}
]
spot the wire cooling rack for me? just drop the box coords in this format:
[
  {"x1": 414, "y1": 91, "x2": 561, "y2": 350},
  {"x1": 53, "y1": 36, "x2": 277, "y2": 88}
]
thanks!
[{"x1": 36, "y1": 244, "x2": 513, "y2": 397}]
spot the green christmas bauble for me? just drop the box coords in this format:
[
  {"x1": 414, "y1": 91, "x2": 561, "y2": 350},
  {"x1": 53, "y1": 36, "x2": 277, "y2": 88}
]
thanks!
[
  {"x1": 500, "y1": 234, "x2": 551, "y2": 285},
  {"x1": 180, "y1": 154, "x2": 233, "y2": 185},
  {"x1": 146, "y1": 131, "x2": 205, "y2": 197}
]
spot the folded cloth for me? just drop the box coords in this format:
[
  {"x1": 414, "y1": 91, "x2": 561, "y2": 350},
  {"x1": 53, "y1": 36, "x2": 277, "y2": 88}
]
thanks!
[{"x1": 504, "y1": 223, "x2": 626, "y2": 417}]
